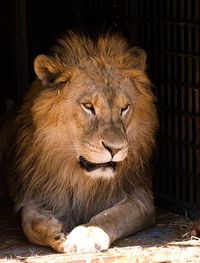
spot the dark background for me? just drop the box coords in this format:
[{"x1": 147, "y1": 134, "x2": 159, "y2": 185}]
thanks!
[
  {"x1": 0, "y1": 0, "x2": 200, "y2": 219},
  {"x1": 0, "y1": 0, "x2": 136, "y2": 109}
]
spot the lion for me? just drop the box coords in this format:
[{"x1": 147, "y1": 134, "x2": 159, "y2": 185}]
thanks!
[{"x1": 2, "y1": 32, "x2": 158, "y2": 253}]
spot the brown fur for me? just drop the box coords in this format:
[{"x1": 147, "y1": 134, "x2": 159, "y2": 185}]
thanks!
[{"x1": 4, "y1": 32, "x2": 158, "y2": 252}]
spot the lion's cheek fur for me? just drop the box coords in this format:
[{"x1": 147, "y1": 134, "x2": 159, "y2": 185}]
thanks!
[{"x1": 126, "y1": 97, "x2": 157, "y2": 166}]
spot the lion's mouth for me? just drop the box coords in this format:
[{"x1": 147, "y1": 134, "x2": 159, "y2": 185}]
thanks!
[{"x1": 79, "y1": 156, "x2": 116, "y2": 172}]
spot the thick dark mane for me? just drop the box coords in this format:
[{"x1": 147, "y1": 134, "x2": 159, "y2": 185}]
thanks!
[{"x1": 51, "y1": 32, "x2": 146, "y2": 71}]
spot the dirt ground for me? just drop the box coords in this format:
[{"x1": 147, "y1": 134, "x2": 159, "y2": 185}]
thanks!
[{"x1": 0, "y1": 200, "x2": 200, "y2": 263}]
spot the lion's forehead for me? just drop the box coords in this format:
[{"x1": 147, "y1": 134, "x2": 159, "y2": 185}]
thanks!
[
  {"x1": 73, "y1": 65, "x2": 131, "y2": 87},
  {"x1": 69, "y1": 69, "x2": 135, "y2": 105},
  {"x1": 74, "y1": 87, "x2": 129, "y2": 111}
]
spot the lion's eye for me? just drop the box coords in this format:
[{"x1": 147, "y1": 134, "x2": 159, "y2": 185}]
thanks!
[
  {"x1": 121, "y1": 105, "x2": 130, "y2": 117},
  {"x1": 81, "y1": 103, "x2": 95, "y2": 115}
]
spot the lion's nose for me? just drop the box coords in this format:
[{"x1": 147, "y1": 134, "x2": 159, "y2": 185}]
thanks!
[{"x1": 102, "y1": 141, "x2": 123, "y2": 158}]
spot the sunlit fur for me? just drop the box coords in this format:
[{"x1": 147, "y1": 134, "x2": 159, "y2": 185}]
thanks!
[{"x1": 8, "y1": 33, "x2": 158, "y2": 231}]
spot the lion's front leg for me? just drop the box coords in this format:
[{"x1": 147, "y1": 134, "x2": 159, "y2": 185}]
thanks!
[
  {"x1": 21, "y1": 203, "x2": 67, "y2": 252},
  {"x1": 64, "y1": 198, "x2": 155, "y2": 253}
]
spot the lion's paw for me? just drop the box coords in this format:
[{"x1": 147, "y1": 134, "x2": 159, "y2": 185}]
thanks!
[{"x1": 63, "y1": 225, "x2": 110, "y2": 253}]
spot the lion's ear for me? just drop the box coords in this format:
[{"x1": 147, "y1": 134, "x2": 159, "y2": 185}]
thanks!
[
  {"x1": 132, "y1": 47, "x2": 147, "y2": 71},
  {"x1": 34, "y1": 55, "x2": 65, "y2": 86}
]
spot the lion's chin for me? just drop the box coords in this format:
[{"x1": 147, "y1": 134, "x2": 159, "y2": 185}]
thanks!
[{"x1": 84, "y1": 167, "x2": 115, "y2": 179}]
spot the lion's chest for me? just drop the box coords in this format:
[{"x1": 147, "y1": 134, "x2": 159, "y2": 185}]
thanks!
[{"x1": 61, "y1": 186, "x2": 122, "y2": 231}]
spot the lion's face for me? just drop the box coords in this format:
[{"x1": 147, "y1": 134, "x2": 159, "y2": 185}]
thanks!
[
  {"x1": 63, "y1": 67, "x2": 134, "y2": 178},
  {"x1": 32, "y1": 66, "x2": 137, "y2": 179},
  {"x1": 32, "y1": 35, "x2": 156, "y2": 180}
]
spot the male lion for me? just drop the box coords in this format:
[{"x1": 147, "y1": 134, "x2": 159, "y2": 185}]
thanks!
[{"x1": 3, "y1": 33, "x2": 158, "y2": 253}]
